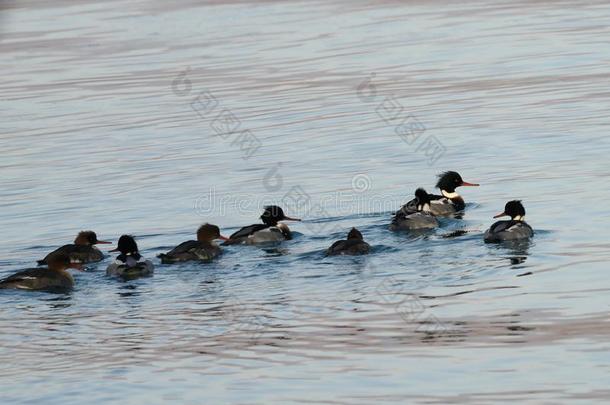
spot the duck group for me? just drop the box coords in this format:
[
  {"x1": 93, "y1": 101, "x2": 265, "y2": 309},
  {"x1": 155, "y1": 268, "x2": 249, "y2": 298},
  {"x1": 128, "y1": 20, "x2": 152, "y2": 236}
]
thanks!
[{"x1": 0, "y1": 171, "x2": 535, "y2": 292}]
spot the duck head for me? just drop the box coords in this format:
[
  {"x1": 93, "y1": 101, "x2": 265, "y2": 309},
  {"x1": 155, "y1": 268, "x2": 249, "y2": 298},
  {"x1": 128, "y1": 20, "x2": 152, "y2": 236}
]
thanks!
[
  {"x1": 494, "y1": 200, "x2": 526, "y2": 221},
  {"x1": 260, "y1": 205, "x2": 301, "y2": 226},
  {"x1": 109, "y1": 235, "x2": 139, "y2": 255},
  {"x1": 74, "y1": 231, "x2": 111, "y2": 246},
  {"x1": 197, "y1": 223, "x2": 229, "y2": 243},
  {"x1": 347, "y1": 227, "x2": 364, "y2": 240},
  {"x1": 414, "y1": 188, "x2": 432, "y2": 212},
  {"x1": 47, "y1": 252, "x2": 84, "y2": 272},
  {"x1": 436, "y1": 171, "x2": 479, "y2": 198}
]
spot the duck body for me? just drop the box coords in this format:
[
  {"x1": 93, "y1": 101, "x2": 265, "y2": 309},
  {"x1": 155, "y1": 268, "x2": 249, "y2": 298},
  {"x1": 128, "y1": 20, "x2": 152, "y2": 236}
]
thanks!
[
  {"x1": 1, "y1": 252, "x2": 81, "y2": 292},
  {"x1": 37, "y1": 231, "x2": 110, "y2": 265},
  {"x1": 484, "y1": 220, "x2": 533, "y2": 243},
  {"x1": 391, "y1": 188, "x2": 439, "y2": 230},
  {"x1": 224, "y1": 206, "x2": 300, "y2": 245},
  {"x1": 158, "y1": 224, "x2": 228, "y2": 264},
  {"x1": 106, "y1": 254, "x2": 154, "y2": 279},
  {"x1": 0, "y1": 267, "x2": 74, "y2": 291},
  {"x1": 484, "y1": 200, "x2": 533, "y2": 243},
  {"x1": 326, "y1": 228, "x2": 370, "y2": 256},
  {"x1": 226, "y1": 223, "x2": 292, "y2": 245},
  {"x1": 158, "y1": 240, "x2": 221, "y2": 263},
  {"x1": 390, "y1": 211, "x2": 439, "y2": 230},
  {"x1": 38, "y1": 244, "x2": 104, "y2": 265}
]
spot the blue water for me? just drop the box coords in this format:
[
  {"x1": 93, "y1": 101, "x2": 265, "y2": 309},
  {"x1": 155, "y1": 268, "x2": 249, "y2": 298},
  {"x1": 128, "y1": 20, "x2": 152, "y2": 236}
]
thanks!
[{"x1": 2, "y1": 0, "x2": 610, "y2": 403}]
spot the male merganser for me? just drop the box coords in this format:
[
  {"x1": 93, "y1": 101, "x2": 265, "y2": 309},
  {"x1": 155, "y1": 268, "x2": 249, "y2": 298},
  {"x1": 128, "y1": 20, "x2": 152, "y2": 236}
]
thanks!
[
  {"x1": 390, "y1": 188, "x2": 439, "y2": 231},
  {"x1": 224, "y1": 206, "x2": 301, "y2": 245},
  {"x1": 484, "y1": 200, "x2": 534, "y2": 243},
  {"x1": 398, "y1": 171, "x2": 479, "y2": 216},
  {"x1": 106, "y1": 235, "x2": 154, "y2": 279},
  {"x1": 326, "y1": 228, "x2": 370, "y2": 255},
  {"x1": 37, "y1": 231, "x2": 111, "y2": 265},
  {"x1": 0, "y1": 252, "x2": 84, "y2": 292},
  {"x1": 158, "y1": 223, "x2": 229, "y2": 263}
]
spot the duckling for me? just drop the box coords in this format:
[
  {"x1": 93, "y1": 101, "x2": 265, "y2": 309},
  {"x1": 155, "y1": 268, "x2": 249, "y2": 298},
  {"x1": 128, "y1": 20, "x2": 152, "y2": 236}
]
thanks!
[
  {"x1": 484, "y1": 200, "x2": 534, "y2": 243},
  {"x1": 158, "y1": 224, "x2": 228, "y2": 263},
  {"x1": 390, "y1": 188, "x2": 439, "y2": 231},
  {"x1": 224, "y1": 206, "x2": 301, "y2": 245},
  {"x1": 37, "y1": 231, "x2": 111, "y2": 265},
  {"x1": 326, "y1": 228, "x2": 370, "y2": 256},
  {"x1": 1, "y1": 252, "x2": 83, "y2": 292},
  {"x1": 106, "y1": 235, "x2": 154, "y2": 279}
]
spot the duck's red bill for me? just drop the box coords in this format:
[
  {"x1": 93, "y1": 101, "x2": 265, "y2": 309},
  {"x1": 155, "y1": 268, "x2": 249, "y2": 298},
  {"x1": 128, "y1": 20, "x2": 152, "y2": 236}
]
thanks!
[
  {"x1": 461, "y1": 181, "x2": 479, "y2": 187},
  {"x1": 218, "y1": 235, "x2": 230, "y2": 241},
  {"x1": 97, "y1": 240, "x2": 112, "y2": 244},
  {"x1": 493, "y1": 212, "x2": 508, "y2": 218}
]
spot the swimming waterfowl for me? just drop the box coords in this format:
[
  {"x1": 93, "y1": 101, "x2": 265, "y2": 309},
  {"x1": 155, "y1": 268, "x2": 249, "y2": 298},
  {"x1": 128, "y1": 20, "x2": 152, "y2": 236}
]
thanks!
[
  {"x1": 224, "y1": 206, "x2": 301, "y2": 245},
  {"x1": 37, "y1": 231, "x2": 111, "y2": 265},
  {"x1": 326, "y1": 228, "x2": 370, "y2": 255},
  {"x1": 484, "y1": 200, "x2": 534, "y2": 243},
  {"x1": 0, "y1": 252, "x2": 83, "y2": 292},
  {"x1": 399, "y1": 171, "x2": 479, "y2": 217},
  {"x1": 158, "y1": 224, "x2": 229, "y2": 263},
  {"x1": 106, "y1": 235, "x2": 154, "y2": 279},
  {"x1": 390, "y1": 188, "x2": 439, "y2": 231}
]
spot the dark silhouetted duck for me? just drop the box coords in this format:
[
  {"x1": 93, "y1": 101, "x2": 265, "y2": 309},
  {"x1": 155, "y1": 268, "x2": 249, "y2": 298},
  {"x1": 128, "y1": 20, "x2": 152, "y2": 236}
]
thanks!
[
  {"x1": 37, "y1": 231, "x2": 111, "y2": 265},
  {"x1": 0, "y1": 252, "x2": 84, "y2": 292},
  {"x1": 326, "y1": 228, "x2": 370, "y2": 256},
  {"x1": 390, "y1": 188, "x2": 439, "y2": 231},
  {"x1": 106, "y1": 235, "x2": 154, "y2": 279},
  {"x1": 158, "y1": 224, "x2": 229, "y2": 263},
  {"x1": 224, "y1": 206, "x2": 301, "y2": 245},
  {"x1": 484, "y1": 200, "x2": 534, "y2": 243},
  {"x1": 398, "y1": 171, "x2": 479, "y2": 217}
]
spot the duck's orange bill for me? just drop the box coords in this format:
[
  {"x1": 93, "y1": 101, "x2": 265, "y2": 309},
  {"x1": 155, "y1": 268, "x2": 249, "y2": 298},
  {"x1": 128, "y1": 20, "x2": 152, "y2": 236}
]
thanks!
[
  {"x1": 218, "y1": 235, "x2": 230, "y2": 241},
  {"x1": 97, "y1": 240, "x2": 112, "y2": 244},
  {"x1": 493, "y1": 212, "x2": 508, "y2": 218},
  {"x1": 284, "y1": 216, "x2": 302, "y2": 221},
  {"x1": 461, "y1": 181, "x2": 480, "y2": 187}
]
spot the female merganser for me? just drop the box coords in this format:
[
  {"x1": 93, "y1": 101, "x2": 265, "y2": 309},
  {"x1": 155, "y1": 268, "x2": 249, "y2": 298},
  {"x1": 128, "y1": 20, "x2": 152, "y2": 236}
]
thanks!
[
  {"x1": 224, "y1": 206, "x2": 301, "y2": 245},
  {"x1": 0, "y1": 252, "x2": 84, "y2": 292},
  {"x1": 484, "y1": 200, "x2": 534, "y2": 243},
  {"x1": 106, "y1": 235, "x2": 154, "y2": 279},
  {"x1": 390, "y1": 188, "x2": 439, "y2": 231},
  {"x1": 37, "y1": 231, "x2": 111, "y2": 265},
  {"x1": 398, "y1": 171, "x2": 479, "y2": 217},
  {"x1": 326, "y1": 228, "x2": 370, "y2": 255},
  {"x1": 158, "y1": 224, "x2": 229, "y2": 263}
]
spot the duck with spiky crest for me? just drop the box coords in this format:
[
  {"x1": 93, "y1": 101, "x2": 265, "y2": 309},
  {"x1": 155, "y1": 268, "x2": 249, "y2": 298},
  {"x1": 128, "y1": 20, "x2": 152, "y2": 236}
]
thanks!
[
  {"x1": 223, "y1": 206, "x2": 301, "y2": 245},
  {"x1": 37, "y1": 231, "x2": 111, "y2": 265},
  {"x1": 107, "y1": 235, "x2": 154, "y2": 279},
  {"x1": 390, "y1": 188, "x2": 439, "y2": 231},
  {"x1": 326, "y1": 228, "x2": 371, "y2": 255},
  {"x1": 1, "y1": 252, "x2": 84, "y2": 292},
  {"x1": 397, "y1": 171, "x2": 479, "y2": 217},
  {"x1": 484, "y1": 200, "x2": 534, "y2": 243},
  {"x1": 158, "y1": 224, "x2": 229, "y2": 263}
]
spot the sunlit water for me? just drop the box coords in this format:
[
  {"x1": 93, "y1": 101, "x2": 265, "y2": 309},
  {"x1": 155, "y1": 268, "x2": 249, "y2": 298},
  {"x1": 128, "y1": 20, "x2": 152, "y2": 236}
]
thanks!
[{"x1": 2, "y1": 0, "x2": 610, "y2": 403}]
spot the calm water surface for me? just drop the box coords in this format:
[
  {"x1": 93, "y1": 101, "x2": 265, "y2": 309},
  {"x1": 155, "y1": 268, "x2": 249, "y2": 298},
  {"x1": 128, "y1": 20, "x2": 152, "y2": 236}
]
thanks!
[{"x1": 2, "y1": 0, "x2": 610, "y2": 403}]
